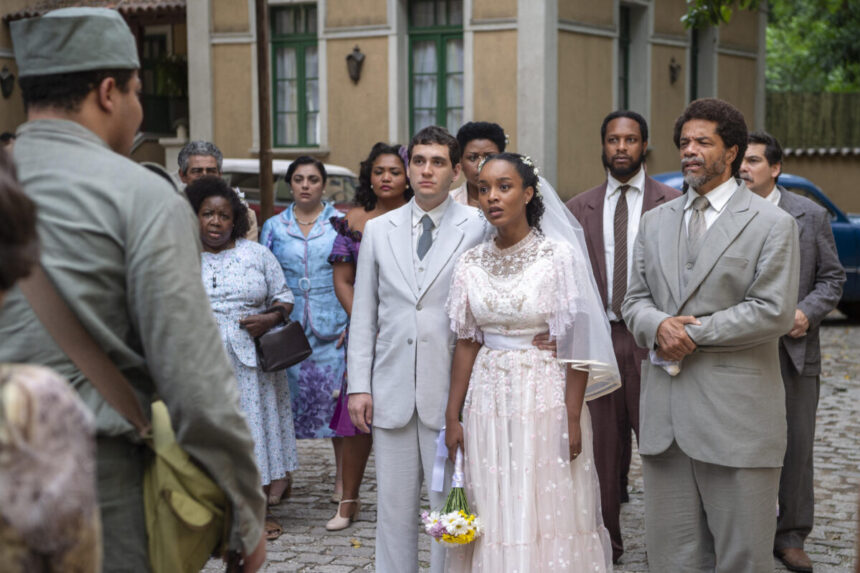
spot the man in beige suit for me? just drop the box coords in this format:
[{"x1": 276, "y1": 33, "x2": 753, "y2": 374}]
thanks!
[{"x1": 623, "y1": 98, "x2": 800, "y2": 572}]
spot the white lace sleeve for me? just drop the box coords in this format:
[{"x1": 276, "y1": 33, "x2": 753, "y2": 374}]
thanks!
[
  {"x1": 543, "y1": 240, "x2": 589, "y2": 339},
  {"x1": 446, "y1": 254, "x2": 483, "y2": 342}
]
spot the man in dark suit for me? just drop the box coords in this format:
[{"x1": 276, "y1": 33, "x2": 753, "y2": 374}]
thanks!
[
  {"x1": 740, "y1": 131, "x2": 845, "y2": 573},
  {"x1": 566, "y1": 110, "x2": 679, "y2": 563}
]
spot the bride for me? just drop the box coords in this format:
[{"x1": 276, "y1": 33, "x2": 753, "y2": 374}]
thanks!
[{"x1": 444, "y1": 153, "x2": 621, "y2": 572}]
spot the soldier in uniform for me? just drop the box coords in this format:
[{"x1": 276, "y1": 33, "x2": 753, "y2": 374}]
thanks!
[{"x1": 1, "y1": 8, "x2": 267, "y2": 570}]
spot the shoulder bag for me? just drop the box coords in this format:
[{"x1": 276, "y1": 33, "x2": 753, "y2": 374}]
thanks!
[{"x1": 18, "y1": 265, "x2": 236, "y2": 573}]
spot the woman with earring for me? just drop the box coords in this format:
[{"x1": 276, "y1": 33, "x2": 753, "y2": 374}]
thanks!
[
  {"x1": 187, "y1": 176, "x2": 297, "y2": 539},
  {"x1": 444, "y1": 154, "x2": 621, "y2": 572},
  {"x1": 260, "y1": 156, "x2": 349, "y2": 503},
  {"x1": 325, "y1": 143, "x2": 412, "y2": 530}
]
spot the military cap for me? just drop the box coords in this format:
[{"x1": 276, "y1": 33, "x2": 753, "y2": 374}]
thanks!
[{"x1": 10, "y1": 7, "x2": 139, "y2": 78}]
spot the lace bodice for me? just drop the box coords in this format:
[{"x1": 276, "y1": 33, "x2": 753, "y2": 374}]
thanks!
[{"x1": 447, "y1": 231, "x2": 584, "y2": 342}]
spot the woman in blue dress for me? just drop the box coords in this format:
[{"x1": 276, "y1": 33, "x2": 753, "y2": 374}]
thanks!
[{"x1": 261, "y1": 156, "x2": 349, "y2": 501}]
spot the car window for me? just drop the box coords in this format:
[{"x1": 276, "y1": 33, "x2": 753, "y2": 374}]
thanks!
[{"x1": 783, "y1": 186, "x2": 836, "y2": 221}]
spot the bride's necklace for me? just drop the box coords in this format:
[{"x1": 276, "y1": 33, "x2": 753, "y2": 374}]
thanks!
[{"x1": 295, "y1": 206, "x2": 324, "y2": 225}]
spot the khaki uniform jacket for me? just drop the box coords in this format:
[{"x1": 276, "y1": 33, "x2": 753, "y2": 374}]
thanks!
[{"x1": 0, "y1": 119, "x2": 265, "y2": 552}]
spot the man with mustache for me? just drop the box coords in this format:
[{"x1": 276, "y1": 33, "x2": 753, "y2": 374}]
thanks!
[
  {"x1": 623, "y1": 98, "x2": 800, "y2": 572},
  {"x1": 566, "y1": 110, "x2": 678, "y2": 564},
  {"x1": 740, "y1": 131, "x2": 844, "y2": 573}
]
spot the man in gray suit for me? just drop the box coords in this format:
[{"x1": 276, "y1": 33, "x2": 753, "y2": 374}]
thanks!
[
  {"x1": 623, "y1": 98, "x2": 800, "y2": 572},
  {"x1": 740, "y1": 131, "x2": 845, "y2": 573},
  {"x1": 347, "y1": 126, "x2": 485, "y2": 573}
]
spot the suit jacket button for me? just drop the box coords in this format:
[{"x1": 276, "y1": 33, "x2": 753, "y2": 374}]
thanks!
[
  {"x1": 408, "y1": 338, "x2": 414, "y2": 344},
  {"x1": 686, "y1": 263, "x2": 693, "y2": 269},
  {"x1": 416, "y1": 303, "x2": 423, "y2": 310}
]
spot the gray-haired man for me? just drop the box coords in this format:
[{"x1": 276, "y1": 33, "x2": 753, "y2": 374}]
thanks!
[{"x1": 178, "y1": 140, "x2": 258, "y2": 241}]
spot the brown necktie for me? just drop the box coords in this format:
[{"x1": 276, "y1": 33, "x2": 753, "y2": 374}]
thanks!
[{"x1": 611, "y1": 185, "x2": 630, "y2": 317}]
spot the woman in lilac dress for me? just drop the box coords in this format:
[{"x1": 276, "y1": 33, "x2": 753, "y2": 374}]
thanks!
[{"x1": 325, "y1": 143, "x2": 412, "y2": 530}]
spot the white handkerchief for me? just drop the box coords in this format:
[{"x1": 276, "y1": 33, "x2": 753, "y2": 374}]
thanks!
[{"x1": 650, "y1": 350, "x2": 681, "y2": 376}]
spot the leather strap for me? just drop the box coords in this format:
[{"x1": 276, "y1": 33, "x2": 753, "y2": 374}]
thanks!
[{"x1": 17, "y1": 265, "x2": 151, "y2": 437}]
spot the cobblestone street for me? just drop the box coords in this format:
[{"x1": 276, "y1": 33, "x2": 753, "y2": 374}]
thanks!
[{"x1": 205, "y1": 318, "x2": 859, "y2": 572}]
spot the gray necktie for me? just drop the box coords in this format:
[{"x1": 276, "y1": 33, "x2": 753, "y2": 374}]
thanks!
[
  {"x1": 687, "y1": 195, "x2": 710, "y2": 246},
  {"x1": 417, "y1": 214, "x2": 434, "y2": 260}
]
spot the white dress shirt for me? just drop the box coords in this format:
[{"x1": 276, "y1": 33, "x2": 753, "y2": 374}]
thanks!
[
  {"x1": 683, "y1": 177, "x2": 738, "y2": 233},
  {"x1": 412, "y1": 196, "x2": 450, "y2": 288},
  {"x1": 603, "y1": 167, "x2": 646, "y2": 320},
  {"x1": 764, "y1": 185, "x2": 781, "y2": 206}
]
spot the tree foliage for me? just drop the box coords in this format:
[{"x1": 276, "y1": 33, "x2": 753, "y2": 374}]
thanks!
[
  {"x1": 766, "y1": 0, "x2": 860, "y2": 92},
  {"x1": 681, "y1": 0, "x2": 758, "y2": 29},
  {"x1": 683, "y1": 0, "x2": 860, "y2": 92}
]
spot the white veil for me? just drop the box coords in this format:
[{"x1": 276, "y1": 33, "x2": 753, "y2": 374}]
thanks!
[{"x1": 538, "y1": 177, "x2": 621, "y2": 401}]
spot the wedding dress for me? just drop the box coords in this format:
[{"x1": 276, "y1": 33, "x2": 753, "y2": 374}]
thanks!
[{"x1": 445, "y1": 230, "x2": 613, "y2": 573}]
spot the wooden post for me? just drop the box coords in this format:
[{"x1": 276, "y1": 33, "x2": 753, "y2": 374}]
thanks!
[{"x1": 255, "y1": 0, "x2": 274, "y2": 223}]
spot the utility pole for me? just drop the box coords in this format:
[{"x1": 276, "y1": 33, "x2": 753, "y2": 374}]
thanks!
[{"x1": 255, "y1": 0, "x2": 273, "y2": 223}]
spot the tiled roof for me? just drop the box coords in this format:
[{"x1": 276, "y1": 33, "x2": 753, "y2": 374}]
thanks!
[
  {"x1": 784, "y1": 147, "x2": 860, "y2": 157},
  {"x1": 3, "y1": 0, "x2": 185, "y2": 22}
]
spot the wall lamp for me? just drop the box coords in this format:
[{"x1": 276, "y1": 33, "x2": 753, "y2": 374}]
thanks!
[{"x1": 346, "y1": 45, "x2": 365, "y2": 84}]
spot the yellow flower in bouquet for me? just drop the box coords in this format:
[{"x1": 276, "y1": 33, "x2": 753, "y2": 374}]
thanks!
[{"x1": 421, "y1": 443, "x2": 482, "y2": 546}]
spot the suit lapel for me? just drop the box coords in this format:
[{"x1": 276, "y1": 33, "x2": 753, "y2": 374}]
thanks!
[
  {"x1": 778, "y1": 186, "x2": 806, "y2": 240},
  {"x1": 678, "y1": 185, "x2": 757, "y2": 310},
  {"x1": 418, "y1": 203, "x2": 467, "y2": 299},
  {"x1": 658, "y1": 200, "x2": 684, "y2": 309},
  {"x1": 583, "y1": 185, "x2": 608, "y2": 306},
  {"x1": 642, "y1": 176, "x2": 670, "y2": 212},
  {"x1": 387, "y1": 207, "x2": 420, "y2": 299}
]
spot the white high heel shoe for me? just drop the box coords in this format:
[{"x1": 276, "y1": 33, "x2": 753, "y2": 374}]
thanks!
[{"x1": 325, "y1": 499, "x2": 361, "y2": 531}]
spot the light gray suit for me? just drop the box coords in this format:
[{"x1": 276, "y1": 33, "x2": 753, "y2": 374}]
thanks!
[
  {"x1": 348, "y1": 198, "x2": 485, "y2": 573},
  {"x1": 623, "y1": 182, "x2": 800, "y2": 572},
  {"x1": 774, "y1": 187, "x2": 845, "y2": 552}
]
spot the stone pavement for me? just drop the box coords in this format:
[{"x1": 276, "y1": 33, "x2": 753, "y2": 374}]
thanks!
[{"x1": 204, "y1": 319, "x2": 859, "y2": 572}]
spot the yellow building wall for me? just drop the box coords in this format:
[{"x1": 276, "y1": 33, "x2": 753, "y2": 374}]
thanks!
[
  {"x1": 212, "y1": 43, "x2": 254, "y2": 158},
  {"x1": 473, "y1": 0, "x2": 516, "y2": 20},
  {"x1": 0, "y1": 0, "x2": 37, "y2": 133},
  {"x1": 648, "y1": 44, "x2": 688, "y2": 175},
  {"x1": 783, "y1": 156, "x2": 860, "y2": 213},
  {"x1": 472, "y1": 30, "x2": 517, "y2": 150},
  {"x1": 717, "y1": 54, "x2": 757, "y2": 130},
  {"x1": 325, "y1": 37, "x2": 389, "y2": 173},
  {"x1": 326, "y1": 0, "x2": 387, "y2": 28},
  {"x1": 557, "y1": 31, "x2": 614, "y2": 199},
  {"x1": 559, "y1": 0, "x2": 613, "y2": 27},
  {"x1": 653, "y1": 0, "x2": 688, "y2": 36},
  {"x1": 718, "y1": 7, "x2": 758, "y2": 52},
  {"x1": 212, "y1": 0, "x2": 250, "y2": 34}
]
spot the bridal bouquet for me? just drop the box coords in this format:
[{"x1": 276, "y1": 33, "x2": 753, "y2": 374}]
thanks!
[{"x1": 422, "y1": 434, "x2": 483, "y2": 546}]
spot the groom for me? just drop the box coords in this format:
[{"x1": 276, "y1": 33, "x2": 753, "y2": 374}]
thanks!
[{"x1": 347, "y1": 125, "x2": 485, "y2": 573}]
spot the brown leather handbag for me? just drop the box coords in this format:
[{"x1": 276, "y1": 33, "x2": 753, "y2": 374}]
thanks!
[{"x1": 254, "y1": 306, "x2": 312, "y2": 372}]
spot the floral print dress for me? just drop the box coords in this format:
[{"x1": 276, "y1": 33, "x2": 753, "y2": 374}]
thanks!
[
  {"x1": 260, "y1": 203, "x2": 349, "y2": 439},
  {"x1": 202, "y1": 239, "x2": 298, "y2": 484}
]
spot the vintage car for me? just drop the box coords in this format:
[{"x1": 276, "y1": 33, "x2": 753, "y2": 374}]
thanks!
[
  {"x1": 652, "y1": 171, "x2": 860, "y2": 319},
  {"x1": 220, "y1": 158, "x2": 360, "y2": 220}
]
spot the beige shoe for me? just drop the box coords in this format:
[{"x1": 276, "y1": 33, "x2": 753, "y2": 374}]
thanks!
[
  {"x1": 325, "y1": 499, "x2": 361, "y2": 531},
  {"x1": 330, "y1": 490, "x2": 342, "y2": 504}
]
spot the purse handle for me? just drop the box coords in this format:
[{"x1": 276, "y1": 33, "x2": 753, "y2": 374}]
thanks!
[
  {"x1": 17, "y1": 265, "x2": 152, "y2": 438},
  {"x1": 264, "y1": 305, "x2": 291, "y2": 325}
]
